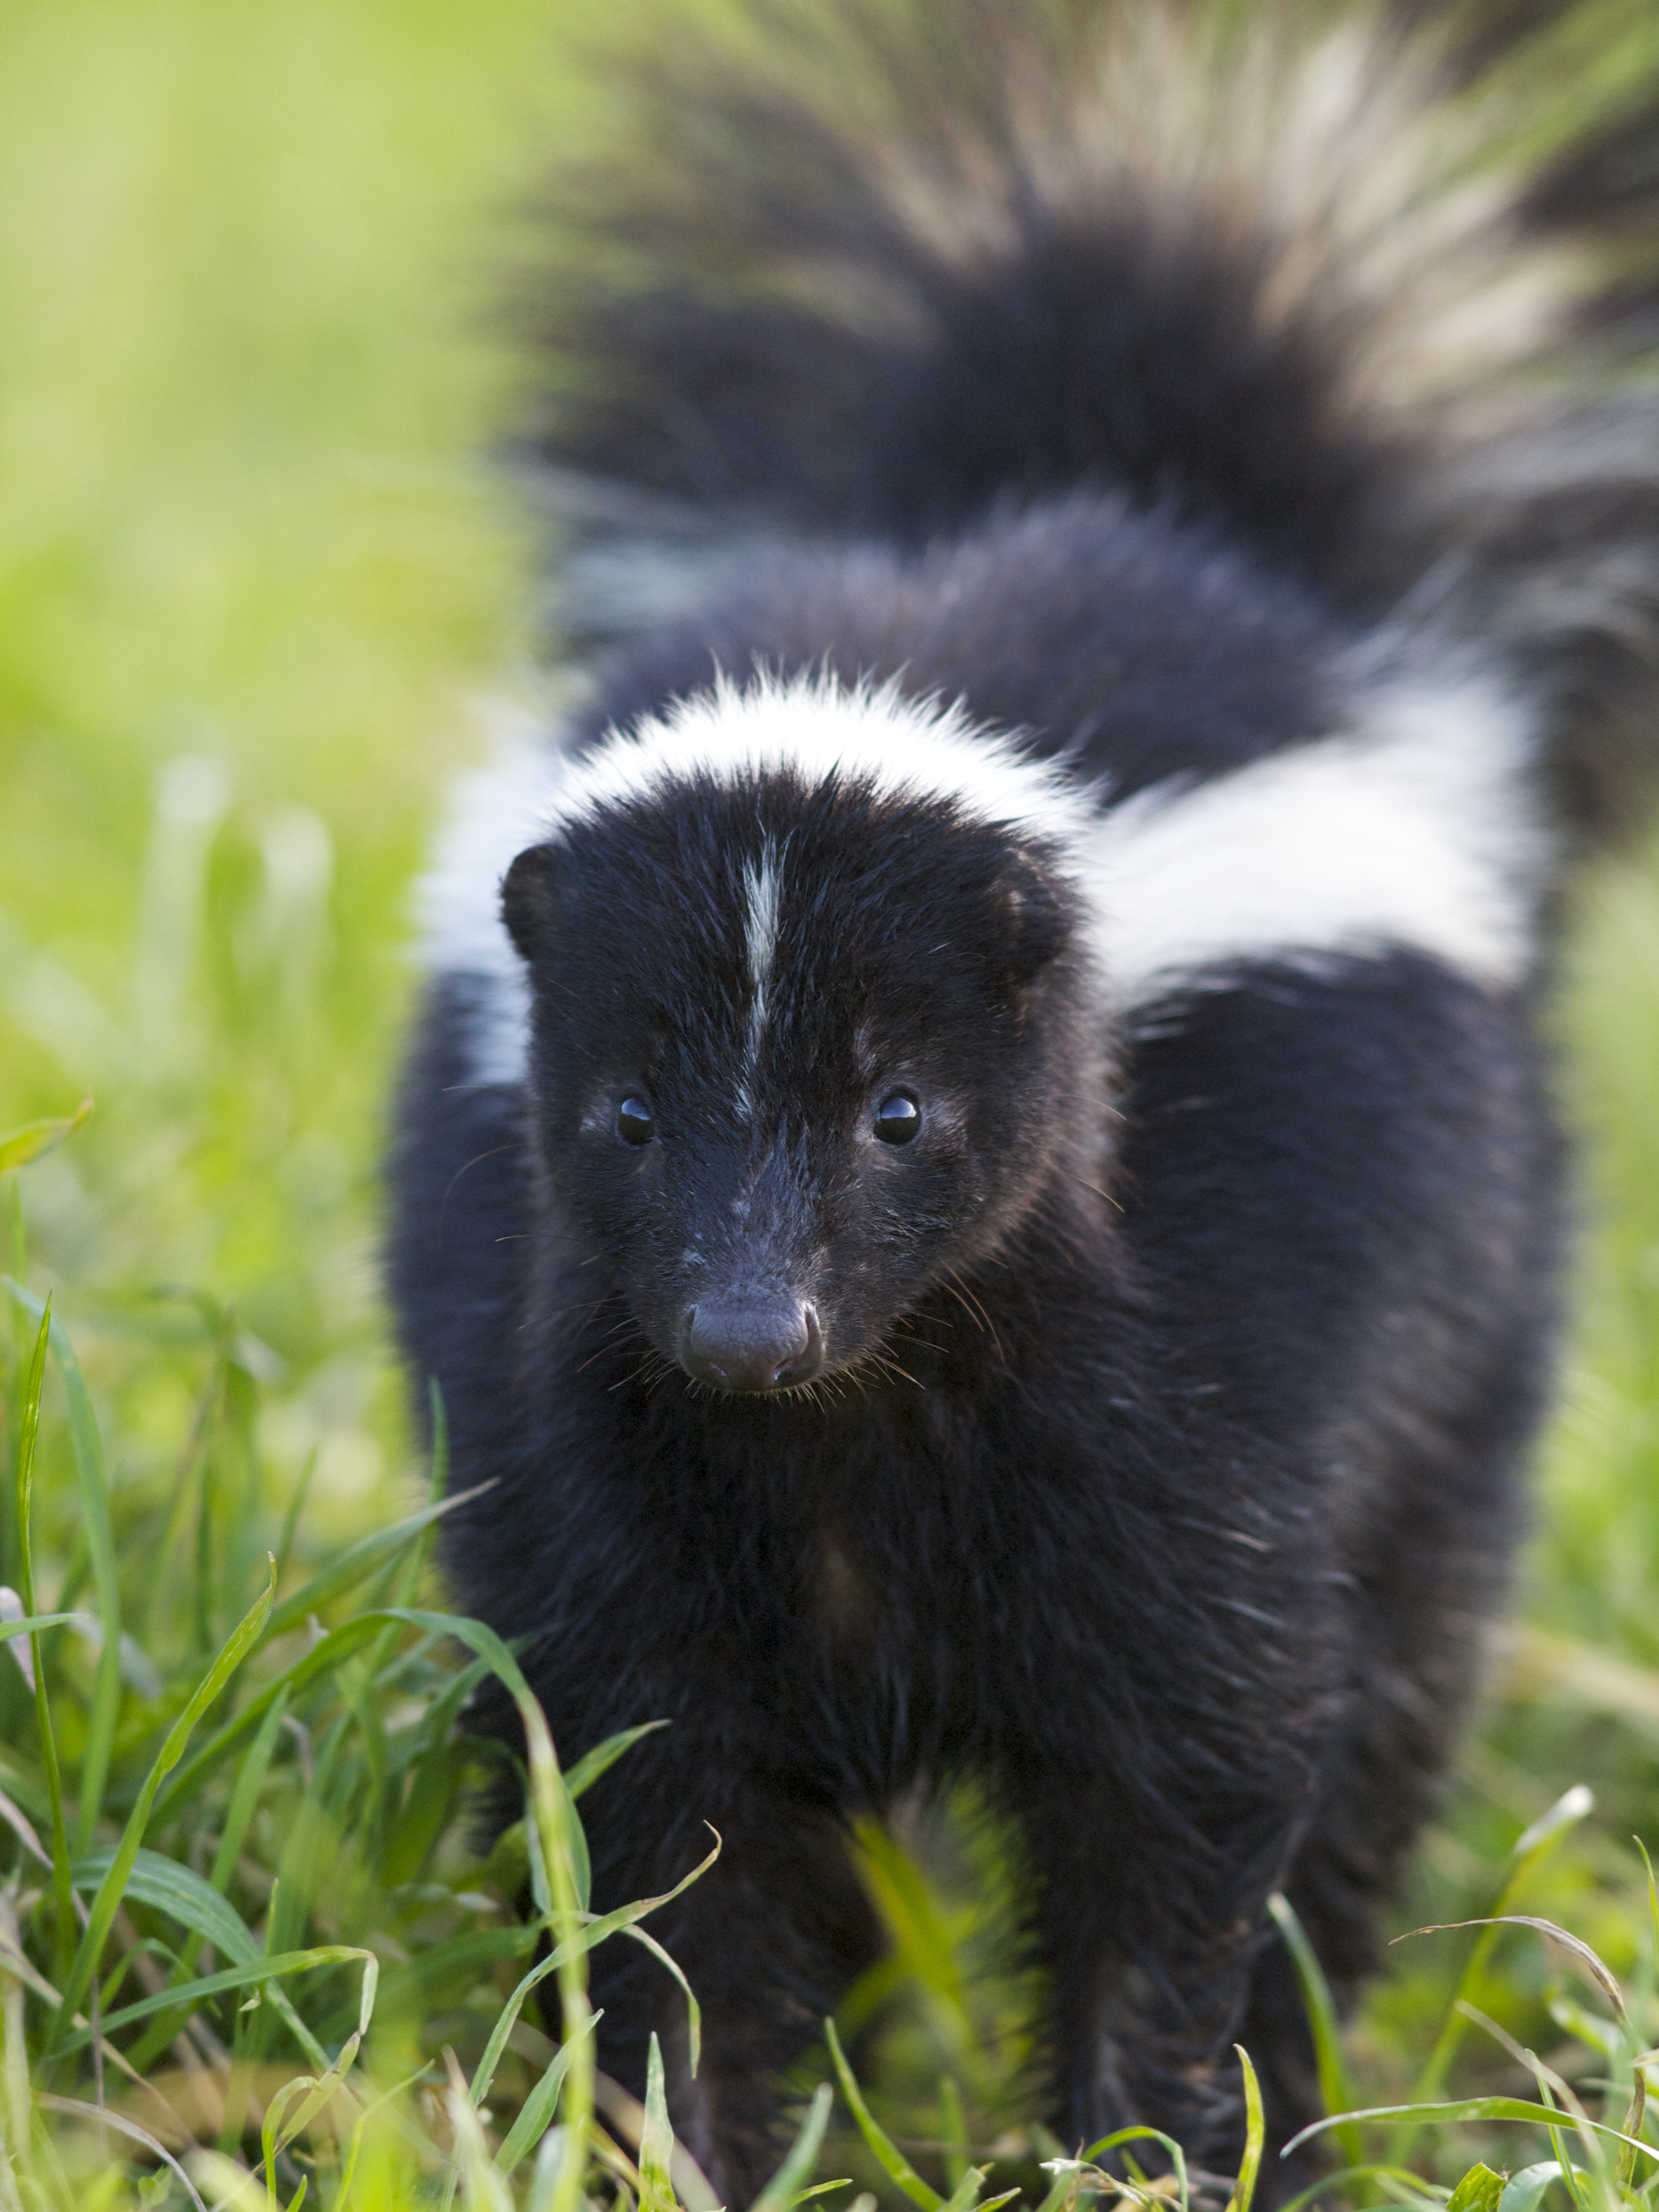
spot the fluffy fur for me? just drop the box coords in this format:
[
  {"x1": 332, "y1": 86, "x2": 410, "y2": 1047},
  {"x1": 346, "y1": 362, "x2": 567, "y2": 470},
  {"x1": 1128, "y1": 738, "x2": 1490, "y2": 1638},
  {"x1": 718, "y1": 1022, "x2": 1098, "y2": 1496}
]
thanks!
[{"x1": 388, "y1": 1, "x2": 1659, "y2": 2200}]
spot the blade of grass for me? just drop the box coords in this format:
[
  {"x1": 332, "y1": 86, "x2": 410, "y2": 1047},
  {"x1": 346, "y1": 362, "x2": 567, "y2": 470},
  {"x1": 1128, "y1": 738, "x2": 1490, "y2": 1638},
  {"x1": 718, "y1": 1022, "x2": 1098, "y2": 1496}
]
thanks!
[
  {"x1": 0, "y1": 1101, "x2": 92, "y2": 1178},
  {"x1": 751, "y1": 2083, "x2": 837, "y2": 2212},
  {"x1": 151, "y1": 1613, "x2": 401, "y2": 1825},
  {"x1": 1496, "y1": 2163, "x2": 1569, "y2": 2212},
  {"x1": 414, "y1": 1375, "x2": 448, "y2": 1597},
  {"x1": 273, "y1": 1445, "x2": 318, "y2": 1592},
  {"x1": 192, "y1": 1366, "x2": 217, "y2": 1656},
  {"x1": 36, "y1": 2095, "x2": 204, "y2": 2212},
  {"x1": 466, "y1": 1833, "x2": 721, "y2": 2113},
  {"x1": 71, "y1": 1846, "x2": 260, "y2": 1966},
  {"x1": 1286, "y1": 2098, "x2": 1659, "y2": 2167},
  {"x1": 1076, "y1": 2125, "x2": 1191, "y2": 2212},
  {"x1": 339, "y1": 1650, "x2": 392, "y2": 1863},
  {"x1": 1025, "y1": 2171, "x2": 1079, "y2": 2212},
  {"x1": 47, "y1": 1556, "x2": 276, "y2": 2054},
  {"x1": 1225, "y1": 2047, "x2": 1265, "y2": 2212},
  {"x1": 1453, "y1": 2004, "x2": 1605, "y2": 2212},
  {"x1": 1267, "y1": 1894, "x2": 1364, "y2": 2174},
  {"x1": 1398, "y1": 1917, "x2": 1627, "y2": 2026},
  {"x1": 219, "y1": 1352, "x2": 265, "y2": 1637},
  {"x1": 211, "y1": 1681, "x2": 291, "y2": 1897},
  {"x1": 638, "y1": 2031, "x2": 676, "y2": 2212},
  {"x1": 621, "y1": 1923, "x2": 703, "y2": 2076},
  {"x1": 1442, "y1": 2166, "x2": 1506, "y2": 2212},
  {"x1": 443, "y1": 2047, "x2": 515, "y2": 2212},
  {"x1": 1275, "y1": 2166, "x2": 1447, "y2": 2212},
  {"x1": 1408, "y1": 1789, "x2": 1593, "y2": 2108},
  {"x1": 262, "y1": 1480, "x2": 494, "y2": 1639},
  {"x1": 333, "y1": 2060, "x2": 444, "y2": 2206},
  {"x1": 353, "y1": 1384, "x2": 452, "y2": 1791},
  {"x1": 825, "y1": 2015, "x2": 943, "y2": 2211},
  {"x1": 379, "y1": 1657, "x2": 489, "y2": 1889},
  {"x1": 12, "y1": 1298, "x2": 75, "y2": 1986},
  {"x1": 533, "y1": 1704, "x2": 593, "y2": 2212},
  {"x1": 72, "y1": 1835, "x2": 343, "y2": 2079},
  {"x1": 0, "y1": 1616, "x2": 88, "y2": 1646},
  {"x1": 185, "y1": 2147, "x2": 280, "y2": 2212},
  {"x1": 528, "y1": 2126, "x2": 572, "y2": 2212},
  {"x1": 259, "y1": 1944, "x2": 378, "y2": 2172},
  {"x1": 938, "y1": 2073, "x2": 969, "y2": 2195},
  {"x1": 130, "y1": 1355, "x2": 222, "y2": 1648},
  {"x1": 372, "y1": 1608, "x2": 596, "y2": 2212},
  {"x1": 51, "y1": 1943, "x2": 373, "y2": 2052},
  {"x1": 563, "y1": 1720, "x2": 670, "y2": 1801},
  {"x1": 107, "y1": 1767, "x2": 290, "y2": 2075},
  {"x1": 1632, "y1": 1839, "x2": 1659, "y2": 1984},
  {"x1": 262, "y1": 1707, "x2": 352, "y2": 1970},
  {"x1": 378, "y1": 1611, "x2": 591, "y2": 1895},
  {"x1": 5, "y1": 1284, "x2": 123, "y2": 1856},
  {"x1": 494, "y1": 2014, "x2": 598, "y2": 2179},
  {"x1": 944, "y1": 2175, "x2": 1018, "y2": 2212}
]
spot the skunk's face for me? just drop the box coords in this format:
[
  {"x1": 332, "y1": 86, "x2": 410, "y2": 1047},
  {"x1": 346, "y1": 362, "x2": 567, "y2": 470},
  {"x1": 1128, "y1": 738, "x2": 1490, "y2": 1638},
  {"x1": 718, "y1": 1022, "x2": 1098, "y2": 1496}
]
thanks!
[{"x1": 503, "y1": 778, "x2": 1089, "y2": 1393}]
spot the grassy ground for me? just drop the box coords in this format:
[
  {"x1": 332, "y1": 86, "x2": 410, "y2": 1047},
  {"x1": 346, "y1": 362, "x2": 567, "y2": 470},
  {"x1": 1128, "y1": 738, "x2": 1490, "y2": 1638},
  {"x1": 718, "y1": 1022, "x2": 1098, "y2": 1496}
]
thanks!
[{"x1": 7, "y1": 1, "x2": 1659, "y2": 2205}]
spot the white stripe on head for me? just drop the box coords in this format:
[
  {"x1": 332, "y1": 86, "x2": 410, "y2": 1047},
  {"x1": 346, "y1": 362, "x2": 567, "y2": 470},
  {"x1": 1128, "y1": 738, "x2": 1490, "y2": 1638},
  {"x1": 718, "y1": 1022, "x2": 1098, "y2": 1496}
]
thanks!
[
  {"x1": 1087, "y1": 664, "x2": 1549, "y2": 1004},
  {"x1": 742, "y1": 837, "x2": 785, "y2": 1095},
  {"x1": 552, "y1": 668, "x2": 1084, "y2": 843},
  {"x1": 417, "y1": 662, "x2": 1550, "y2": 1090},
  {"x1": 416, "y1": 674, "x2": 1082, "y2": 1087}
]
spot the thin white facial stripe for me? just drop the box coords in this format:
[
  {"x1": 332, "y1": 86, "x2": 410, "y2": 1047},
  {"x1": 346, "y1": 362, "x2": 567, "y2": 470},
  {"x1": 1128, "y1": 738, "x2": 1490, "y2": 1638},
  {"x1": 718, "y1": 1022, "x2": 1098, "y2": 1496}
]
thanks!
[{"x1": 742, "y1": 838, "x2": 784, "y2": 1091}]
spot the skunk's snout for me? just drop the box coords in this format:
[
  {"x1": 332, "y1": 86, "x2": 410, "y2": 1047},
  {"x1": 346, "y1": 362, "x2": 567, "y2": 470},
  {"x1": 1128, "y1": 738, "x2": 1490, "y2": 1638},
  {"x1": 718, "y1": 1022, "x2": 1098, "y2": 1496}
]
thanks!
[{"x1": 679, "y1": 1296, "x2": 824, "y2": 1393}]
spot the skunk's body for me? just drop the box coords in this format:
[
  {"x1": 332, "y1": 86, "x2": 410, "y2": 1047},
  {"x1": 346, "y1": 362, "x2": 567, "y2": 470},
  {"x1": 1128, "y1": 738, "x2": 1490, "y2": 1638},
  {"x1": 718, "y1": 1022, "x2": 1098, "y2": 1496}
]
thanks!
[{"x1": 388, "y1": 2, "x2": 1659, "y2": 2196}]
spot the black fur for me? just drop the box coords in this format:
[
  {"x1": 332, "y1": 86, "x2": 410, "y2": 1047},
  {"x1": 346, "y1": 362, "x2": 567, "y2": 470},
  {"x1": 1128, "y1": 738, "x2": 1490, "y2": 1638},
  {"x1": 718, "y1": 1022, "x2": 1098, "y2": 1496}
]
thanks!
[
  {"x1": 568, "y1": 498, "x2": 1342, "y2": 804},
  {"x1": 389, "y1": 1, "x2": 1659, "y2": 2200}
]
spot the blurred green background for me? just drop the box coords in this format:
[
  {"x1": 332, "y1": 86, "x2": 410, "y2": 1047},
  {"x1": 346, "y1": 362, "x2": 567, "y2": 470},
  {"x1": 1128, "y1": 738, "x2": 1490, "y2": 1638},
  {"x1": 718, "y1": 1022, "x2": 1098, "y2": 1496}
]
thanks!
[
  {"x1": 0, "y1": 0, "x2": 561, "y2": 1561},
  {"x1": 7, "y1": 0, "x2": 1659, "y2": 2140}
]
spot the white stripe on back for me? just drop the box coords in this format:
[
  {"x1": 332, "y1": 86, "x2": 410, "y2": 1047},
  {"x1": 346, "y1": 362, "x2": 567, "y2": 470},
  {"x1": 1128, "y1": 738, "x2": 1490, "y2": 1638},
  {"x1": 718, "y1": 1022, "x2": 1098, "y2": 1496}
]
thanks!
[{"x1": 1087, "y1": 667, "x2": 1547, "y2": 1005}]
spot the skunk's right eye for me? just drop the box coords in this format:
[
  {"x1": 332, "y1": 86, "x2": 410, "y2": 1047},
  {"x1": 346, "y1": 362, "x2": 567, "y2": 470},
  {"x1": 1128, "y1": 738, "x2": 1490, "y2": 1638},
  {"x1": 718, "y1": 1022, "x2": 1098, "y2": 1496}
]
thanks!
[
  {"x1": 616, "y1": 1096, "x2": 655, "y2": 1146},
  {"x1": 873, "y1": 1092, "x2": 922, "y2": 1144}
]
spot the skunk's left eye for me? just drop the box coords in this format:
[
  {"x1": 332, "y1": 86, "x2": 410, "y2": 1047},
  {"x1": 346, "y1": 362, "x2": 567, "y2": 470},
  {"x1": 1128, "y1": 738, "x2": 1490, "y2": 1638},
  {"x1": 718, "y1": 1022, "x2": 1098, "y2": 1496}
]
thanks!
[
  {"x1": 616, "y1": 1096, "x2": 655, "y2": 1146},
  {"x1": 873, "y1": 1092, "x2": 922, "y2": 1145}
]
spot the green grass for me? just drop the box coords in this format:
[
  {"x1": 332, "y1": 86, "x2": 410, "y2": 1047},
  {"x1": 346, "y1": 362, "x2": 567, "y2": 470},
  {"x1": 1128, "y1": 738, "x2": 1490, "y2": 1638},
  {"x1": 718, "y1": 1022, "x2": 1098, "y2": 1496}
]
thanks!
[{"x1": 7, "y1": 0, "x2": 1659, "y2": 2204}]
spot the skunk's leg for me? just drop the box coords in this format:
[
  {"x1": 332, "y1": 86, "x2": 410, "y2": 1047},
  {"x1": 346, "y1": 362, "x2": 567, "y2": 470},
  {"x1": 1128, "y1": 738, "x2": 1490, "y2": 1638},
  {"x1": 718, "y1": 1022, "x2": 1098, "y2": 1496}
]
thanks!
[
  {"x1": 1013, "y1": 1775, "x2": 1311, "y2": 2190},
  {"x1": 584, "y1": 1781, "x2": 884, "y2": 2210},
  {"x1": 1239, "y1": 1444, "x2": 1521, "y2": 2181}
]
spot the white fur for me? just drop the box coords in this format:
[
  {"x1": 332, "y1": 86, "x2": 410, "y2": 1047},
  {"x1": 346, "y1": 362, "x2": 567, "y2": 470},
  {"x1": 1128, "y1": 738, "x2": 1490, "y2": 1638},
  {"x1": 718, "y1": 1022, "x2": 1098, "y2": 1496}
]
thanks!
[
  {"x1": 415, "y1": 702, "x2": 561, "y2": 1084},
  {"x1": 1090, "y1": 667, "x2": 1549, "y2": 1005},
  {"x1": 552, "y1": 671, "x2": 1086, "y2": 843},
  {"x1": 419, "y1": 668, "x2": 1547, "y2": 1086},
  {"x1": 742, "y1": 838, "x2": 785, "y2": 1104}
]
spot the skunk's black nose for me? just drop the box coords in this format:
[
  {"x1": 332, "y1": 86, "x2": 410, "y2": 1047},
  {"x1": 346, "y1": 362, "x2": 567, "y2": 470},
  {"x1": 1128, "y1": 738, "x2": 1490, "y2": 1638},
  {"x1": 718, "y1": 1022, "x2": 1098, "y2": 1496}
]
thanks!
[{"x1": 680, "y1": 1297, "x2": 823, "y2": 1392}]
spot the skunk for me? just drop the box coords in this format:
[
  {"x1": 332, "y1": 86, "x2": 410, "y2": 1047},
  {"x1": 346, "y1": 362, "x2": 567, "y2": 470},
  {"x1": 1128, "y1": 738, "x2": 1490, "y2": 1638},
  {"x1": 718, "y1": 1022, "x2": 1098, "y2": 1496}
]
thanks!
[{"x1": 387, "y1": 1, "x2": 1659, "y2": 2197}]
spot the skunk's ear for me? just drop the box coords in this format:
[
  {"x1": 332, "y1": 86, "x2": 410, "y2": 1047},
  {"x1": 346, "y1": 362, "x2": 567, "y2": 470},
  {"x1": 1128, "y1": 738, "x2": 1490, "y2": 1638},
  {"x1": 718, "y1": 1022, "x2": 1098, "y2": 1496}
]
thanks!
[
  {"x1": 999, "y1": 851, "x2": 1076, "y2": 985},
  {"x1": 501, "y1": 843, "x2": 559, "y2": 963}
]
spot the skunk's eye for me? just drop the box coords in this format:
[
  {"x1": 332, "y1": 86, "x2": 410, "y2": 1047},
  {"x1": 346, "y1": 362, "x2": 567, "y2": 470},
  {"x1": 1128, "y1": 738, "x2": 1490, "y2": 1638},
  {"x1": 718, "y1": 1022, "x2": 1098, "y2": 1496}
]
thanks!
[
  {"x1": 616, "y1": 1096, "x2": 655, "y2": 1146},
  {"x1": 873, "y1": 1092, "x2": 922, "y2": 1145}
]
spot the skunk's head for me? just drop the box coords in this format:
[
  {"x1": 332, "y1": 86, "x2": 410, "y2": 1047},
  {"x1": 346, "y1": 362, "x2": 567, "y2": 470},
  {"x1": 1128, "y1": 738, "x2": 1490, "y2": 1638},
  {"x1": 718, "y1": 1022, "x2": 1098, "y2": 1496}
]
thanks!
[{"x1": 502, "y1": 759, "x2": 1093, "y2": 1393}]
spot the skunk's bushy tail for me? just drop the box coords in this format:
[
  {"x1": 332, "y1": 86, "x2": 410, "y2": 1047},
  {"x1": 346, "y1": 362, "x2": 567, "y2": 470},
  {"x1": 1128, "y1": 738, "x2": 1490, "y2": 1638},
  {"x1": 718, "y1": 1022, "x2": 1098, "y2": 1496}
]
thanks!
[{"x1": 516, "y1": 0, "x2": 1659, "y2": 843}]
